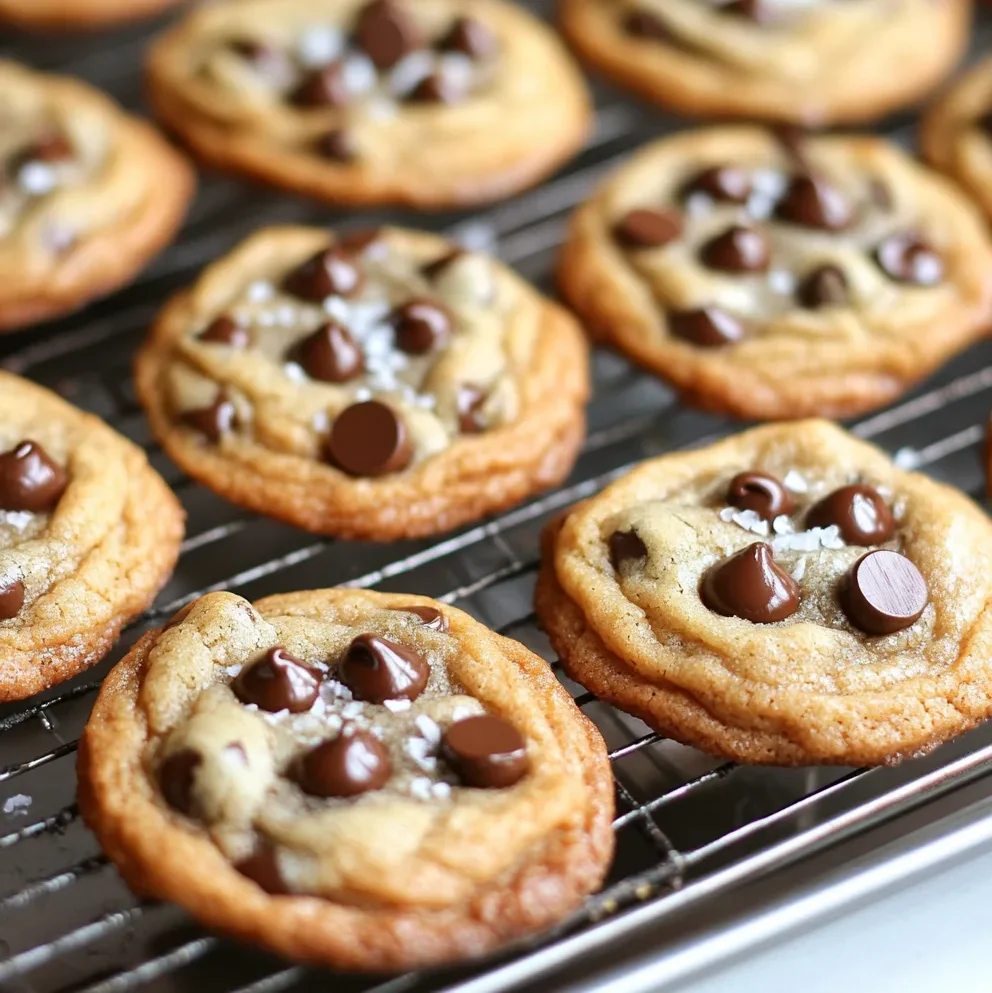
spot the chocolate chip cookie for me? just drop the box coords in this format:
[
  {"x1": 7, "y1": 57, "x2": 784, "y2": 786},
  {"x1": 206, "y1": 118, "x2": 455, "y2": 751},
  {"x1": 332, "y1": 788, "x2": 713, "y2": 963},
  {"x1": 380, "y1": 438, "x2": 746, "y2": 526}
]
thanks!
[
  {"x1": 0, "y1": 0, "x2": 181, "y2": 29},
  {"x1": 146, "y1": 0, "x2": 591, "y2": 209},
  {"x1": 559, "y1": 0, "x2": 968, "y2": 125},
  {"x1": 536, "y1": 420, "x2": 992, "y2": 766},
  {"x1": 78, "y1": 588, "x2": 614, "y2": 970},
  {"x1": 558, "y1": 126, "x2": 992, "y2": 420},
  {"x1": 135, "y1": 225, "x2": 589, "y2": 540},
  {"x1": 0, "y1": 371, "x2": 184, "y2": 702}
]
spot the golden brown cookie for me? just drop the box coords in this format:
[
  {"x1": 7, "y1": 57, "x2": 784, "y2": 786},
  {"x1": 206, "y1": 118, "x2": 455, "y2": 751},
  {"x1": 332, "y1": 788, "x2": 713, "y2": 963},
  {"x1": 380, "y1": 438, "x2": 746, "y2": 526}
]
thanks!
[
  {"x1": 0, "y1": 371, "x2": 184, "y2": 702},
  {"x1": 146, "y1": 0, "x2": 591, "y2": 210},
  {"x1": 0, "y1": 0, "x2": 182, "y2": 29},
  {"x1": 559, "y1": 0, "x2": 968, "y2": 125},
  {"x1": 536, "y1": 420, "x2": 992, "y2": 767},
  {"x1": 135, "y1": 225, "x2": 589, "y2": 541},
  {"x1": 78, "y1": 588, "x2": 614, "y2": 971},
  {"x1": 558, "y1": 126, "x2": 992, "y2": 420},
  {"x1": 0, "y1": 61, "x2": 194, "y2": 332}
]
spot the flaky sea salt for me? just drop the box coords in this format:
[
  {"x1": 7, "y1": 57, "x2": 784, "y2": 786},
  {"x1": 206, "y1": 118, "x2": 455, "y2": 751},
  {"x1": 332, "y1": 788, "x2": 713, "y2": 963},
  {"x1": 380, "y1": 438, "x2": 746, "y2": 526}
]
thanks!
[
  {"x1": 283, "y1": 362, "x2": 306, "y2": 383},
  {"x1": 246, "y1": 280, "x2": 275, "y2": 303},
  {"x1": 431, "y1": 782, "x2": 452, "y2": 800},
  {"x1": 406, "y1": 738, "x2": 437, "y2": 772},
  {"x1": 791, "y1": 557, "x2": 807, "y2": 582},
  {"x1": 297, "y1": 24, "x2": 344, "y2": 68},
  {"x1": 893, "y1": 447, "x2": 921, "y2": 470},
  {"x1": 341, "y1": 701, "x2": 364, "y2": 719},
  {"x1": 224, "y1": 664, "x2": 243, "y2": 677},
  {"x1": 771, "y1": 524, "x2": 844, "y2": 553},
  {"x1": 388, "y1": 50, "x2": 434, "y2": 96},
  {"x1": 18, "y1": 162, "x2": 58, "y2": 196},
  {"x1": 0, "y1": 511, "x2": 33, "y2": 531},
  {"x1": 684, "y1": 192, "x2": 714, "y2": 218},
  {"x1": 415, "y1": 715, "x2": 442, "y2": 745},
  {"x1": 342, "y1": 53, "x2": 376, "y2": 95},
  {"x1": 768, "y1": 270, "x2": 796, "y2": 295},
  {"x1": 409, "y1": 776, "x2": 433, "y2": 801},
  {"x1": 727, "y1": 508, "x2": 770, "y2": 537},
  {"x1": 772, "y1": 514, "x2": 794, "y2": 535},
  {"x1": 783, "y1": 469, "x2": 808, "y2": 493},
  {"x1": 383, "y1": 698, "x2": 411, "y2": 713}
]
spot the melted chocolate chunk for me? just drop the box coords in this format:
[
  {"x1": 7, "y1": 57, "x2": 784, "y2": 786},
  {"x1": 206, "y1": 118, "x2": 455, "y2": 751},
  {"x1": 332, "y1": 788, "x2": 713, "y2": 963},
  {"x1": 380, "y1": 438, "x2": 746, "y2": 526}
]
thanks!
[
  {"x1": 874, "y1": 234, "x2": 943, "y2": 286},
  {"x1": 699, "y1": 225, "x2": 770, "y2": 273},
  {"x1": 297, "y1": 729, "x2": 392, "y2": 797},
  {"x1": 408, "y1": 72, "x2": 464, "y2": 105},
  {"x1": 297, "y1": 322, "x2": 364, "y2": 382},
  {"x1": 283, "y1": 248, "x2": 364, "y2": 301},
  {"x1": 326, "y1": 400, "x2": 412, "y2": 476},
  {"x1": 726, "y1": 471, "x2": 794, "y2": 520},
  {"x1": 292, "y1": 62, "x2": 351, "y2": 107},
  {"x1": 622, "y1": 8, "x2": 672, "y2": 38},
  {"x1": 183, "y1": 397, "x2": 237, "y2": 443},
  {"x1": 797, "y1": 265, "x2": 849, "y2": 309},
  {"x1": 805, "y1": 484, "x2": 894, "y2": 545},
  {"x1": 200, "y1": 315, "x2": 250, "y2": 348},
  {"x1": 700, "y1": 542, "x2": 800, "y2": 623},
  {"x1": 316, "y1": 129, "x2": 358, "y2": 163},
  {"x1": 0, "y1": 577, "x2": 25, "y2": 620},
  {"x1": 233, "y1": 647, "x2": 321, "y2": 713},
  {"x1": 842, "y1": 549, "x2": 927, "y2": 635},
  {"x1": 669, "y1": 306, "x2": 744, "y2": 347},
  {"x1": 609, "y1": 529, "x2": 647, "y2": 570},
  {"x1": 338, "y1": 633, "x2": 430, "y2": 703},
  {"x1": 354, "y1": 0, "x2": 422, "y2": 69},
  {"x1": 0, "y1": 440, "x2": 68, "y2": 512},
  {"x1": 391, "y1": 299, "x2": 451, "y2": 354},
  {"x1": 235, "y1": 845, "x2": 290, "y2": 894},
  {"x1": 776, "y1": 174, "x2": 852, "y2": 231},
  {"x1": 442, "y1": 715, "x2": 528, "y2": 788},
  {"x1": 614, "y1": 208, "x2": 683, "y2": 248},
  {"x1": 456, "y1": 385, "x2": 487, "y2": 433},
  {"x1": 159, "y1": 749, "x2": 202, "y2": 815},
  {"x1": 400, "y1": 605, "x2": 448, "y2": 631},
  {"x1": 682, "y1": 165, "x2": 751, "y2": 204},
  {"x1": 441, "y1": 17, "x2": 498, "y2": 58}
]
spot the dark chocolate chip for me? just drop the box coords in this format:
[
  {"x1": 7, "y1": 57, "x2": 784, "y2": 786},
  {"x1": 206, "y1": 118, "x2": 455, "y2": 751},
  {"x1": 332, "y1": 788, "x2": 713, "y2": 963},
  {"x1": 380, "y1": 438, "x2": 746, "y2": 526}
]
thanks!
[
  {"x1": 296, "y1": 322, "x2": 364, "y2": 382},
  {"x1": 0, "y1": 577, "x2": 24, "y2": 620},
  {"x1": 726, "y1": 471, "x2": 794, "y2": 520},
  {"x1": 623, "y1": 8, "x2": 672, "y2": 38},
  {"x1": 700, "y1": 542, "x2": 800, "y2": 623},
  {"x1": 183, "y1": 397, "x2": 237, "y2": 443},
  {"x1": 338, "y1": 633, "x2": 430, "y2": 703},
  {"x1": 399, "y1": 605, "x2": 448, "y2": 631},
  {"x1": 442, "y1": 715, "x2": 528, "y2": 788},
  {"x1": 797, "y1": 265, "x2": 849, "y2": 309},
  {"x1": 609, "y1": 529, "x2": 647, "y2": 570},
  {"x1": 233, "y1": 646, "x2": 321, "y2": 713},
  {"x1": 326, "y1": 400, "x2": 412, "y2": 477},
  {"x1": 292, "y1": 62, "x2": 351, "y2": 107},
  {"x1": 720, "y1": 0, "x2": 779, "y2": 22},
  {"x1": 874, "y1": 233, "x2": 943, "y2": 286},
  {"x1": 0, "y1": 440, "x2": 68, "y2": 513},
  {"x1": 316, "y1": 129, "x2": 357, "y2": 163},
  {"x1": 159, "y1": 749, "x2": 202, "y2": 815},
  {"x1": 776, "y1": 174, "x2": 852, "y2": 230},
  {"x1": 682, "y1": 165, "x2": 751, "y2": 204},
  {"x1": 614, "y1": 208, "x2": 683, "y2": 248},
  {"x1": 235, "y1": 845, "x2": 290, "y2": 894},
  {"x1": 699, "y1": 225, "x2": 770, "y2": 273},
  {"x1": 441, "y1": 17, "x2": 498, "y2": 58},
  {"x1": 407, "y1": 72, "x2": 464, "y2": 105},
  {"x1": 456, "y1": 385, "x2": 486, "y2": 433},
  {"x1": 200, "y1": 315, "x2": 250, "y2": 348},
  {"x1": 391, "y1": 299, "x2": 451, "y2": 354},
  {"x1": 805, "y1": 484, "x2": 894, "y2": 545},
  {"x1": 283, "y1": 248, "x2": 363, "y2": 301},
  {"x1": 354, "y1": 0, "x2": 422, "y2": 69},
  {"x1": 842, "y1": 549, "x2": 927, "y2": 635},
  {"x1": 297, "y1": 729, "x2": 392, "y2": 798},
  {"x1": 422, "y1": 248, "x2": 464, "y2": 280},
  {"x1": 669, "y1": 306, "x2": 744, "y2": 347}
]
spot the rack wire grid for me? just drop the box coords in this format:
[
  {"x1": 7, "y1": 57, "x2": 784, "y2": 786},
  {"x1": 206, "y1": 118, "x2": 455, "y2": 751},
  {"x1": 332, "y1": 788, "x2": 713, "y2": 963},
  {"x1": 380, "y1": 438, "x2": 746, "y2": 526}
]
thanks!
[{"x1": 4, "y1": 5, "x2": 992, "y2": 993}]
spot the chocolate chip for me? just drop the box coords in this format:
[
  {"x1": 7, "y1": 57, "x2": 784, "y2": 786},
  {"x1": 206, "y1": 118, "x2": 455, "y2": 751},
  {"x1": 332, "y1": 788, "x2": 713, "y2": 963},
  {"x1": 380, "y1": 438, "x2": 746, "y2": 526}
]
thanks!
[
  {"x1": 682, "y1": 165, "x2": 751, "y2": 204},
  {"x1": 235, "y1": 845, "x2": 289, "y2": 894},
  {"x1": 200, "y1": 315, "x2": 250, "y2": 348},
  {"x1": 700, "y1": 542, "x2": 800, "y2": 623},
  {"x1": 297, "y1": 729, "x2": 392, "y2": 798},
  {"x1": 422, "y1": 248, "x2": 464, "y2": 280},
  {"x1": 669, "y1": 306, "x2": 744, "y2": 347},
  {"x1": 442, "y1": 715, "x2": 528, "y2": 788},
  {"x1": 614, "y1": 208, "x2": 683, "y2": 248},
  {"x1": 797, "y1": 265, "x2": 848, "y2": 309},
  {"x1": 159, "y1": 749, "x2": 202, "y2": 815},
  {"x1": 183, "y1": 397, "x2": 237, "y2": 443},
  {"x1": 408, "y1": 72, "x2": 464, "y2": 105},
  {"x1": 720, "y1": 0, "x2": 779, "y2": 22},
  {"x1": 326, "y1": 400, "x2": 412, "y2": 476},
  {"x1": 391, "y1": 299, "x2": 451, "y2": 354},
  {"x1": 0, "y1": 440, "x2": 68, "y2": 512},
  {"x1": 0, "y1": 578, "x2": 24, "y2": 620},
  {"x1": 776, "y1": 174, "x2": 852, "y2": 230},
  {"x1": 622, "y1": 8, "x2": 671, "y2": 37},
  {"x1": 316, "y1": 129, "x2": 357, "y2": 163},
  {"x1": 338, "y1": 634, "x2": 430, "y2": 703},
  {"x1": 292, "y1": 62, "x2": 351, "y2": 107},
  {"x1": 726, "y1": 472, "x2": 794, "y2": 520},
  {"x1": 609, "y1": 529, "x2": 647, "y2": 570},
  {"x1": 874, "y1": 234, "x2": 943, "y2": 286},
  {"x1": 338, "y1": 228, "x2": 382, "y2": 253},
  {"x1": 441, "y1": 17, "x2": 497, "y2": 59},
  {"x1": 456, "y1": 385, "x2": 486, "y2": 433},
  {"x1": 296, "y1": 322, "x2": 364, "y2": 382},
  {"x1": 842, "y1": 549, "x2": 927, "y2": 635},
  {"x1": 805, "y1": 484, "x2": 894, "y2": 545},
  {"x1": 699, "y1": 225, "x2": 769, "y2": 273},
  {"x1": 283, "y1": 248, "x2": 364, "y2": 301},
  {"x1": 233, "y1": 646, "x2": 321, "y2": 713},
  {"x1": 399, "y1": 605, "x2": 448, "y2": 631},
  {"x1": 354, "y1": 0, "x2": 422, "y2": 69}
]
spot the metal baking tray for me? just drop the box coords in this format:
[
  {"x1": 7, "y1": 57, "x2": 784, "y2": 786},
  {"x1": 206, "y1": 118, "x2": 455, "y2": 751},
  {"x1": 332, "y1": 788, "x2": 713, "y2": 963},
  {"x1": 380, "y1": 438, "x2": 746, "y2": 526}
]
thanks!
[{"x1": 3, "y1": 5, "x2": 992, "y2": 992}]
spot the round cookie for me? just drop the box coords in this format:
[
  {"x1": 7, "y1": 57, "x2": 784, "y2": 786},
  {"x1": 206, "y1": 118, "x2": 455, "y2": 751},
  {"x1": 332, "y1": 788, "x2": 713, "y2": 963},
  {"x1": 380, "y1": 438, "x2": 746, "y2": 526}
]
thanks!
[
  {"x1": 0, "y1": 62, "x2": 194, "y2": 332},
  {"x1": 558, "y1": 0, "x2": 969, "y2": 126},
  {"x1": 0, "y1": 371, "x2": 184, "y2": 702},
  {"x1": 146, "y1": 0, "x2": 591, "y2": 209},
  {"x1": 558, "y1": 126, "x2": 992, "y2": 420},
  {"x1": 135, "y1": 225, "x2": 590, "y2": 540},
  {"x1": 0, "y1": 0, "x2": 182, "y2": 29},
  {"x1": 536, "y1": 420, "x2": 992, "y2": 767},
  {"x1": 78, "y1": 588, "x2": 614, "y2": 971}
]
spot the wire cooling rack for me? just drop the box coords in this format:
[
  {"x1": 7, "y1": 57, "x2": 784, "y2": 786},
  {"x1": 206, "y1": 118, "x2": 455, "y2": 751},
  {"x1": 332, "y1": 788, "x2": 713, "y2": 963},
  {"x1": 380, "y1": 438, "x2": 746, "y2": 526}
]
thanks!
[{"x1": 4, "y1": 6, "x2": 992, "y2": 993}]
